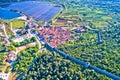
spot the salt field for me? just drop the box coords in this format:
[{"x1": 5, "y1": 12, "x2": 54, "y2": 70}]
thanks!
[{"x1": 5, "y1": 1, "x2": 61, "y2": 21}]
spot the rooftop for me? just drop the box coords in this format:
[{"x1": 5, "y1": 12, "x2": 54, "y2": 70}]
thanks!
[{"x1": 39, "y1": 27, "x2": 71, "y2": 47}]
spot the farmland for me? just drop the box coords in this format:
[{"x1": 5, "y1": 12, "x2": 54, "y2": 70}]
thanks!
[{"x1": 51, "y1": 0, "x2": 120, "y2": 30}]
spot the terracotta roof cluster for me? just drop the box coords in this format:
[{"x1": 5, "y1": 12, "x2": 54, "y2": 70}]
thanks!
[{"x1": 39, "y1": 27, "x2": 71, "y2": 48}]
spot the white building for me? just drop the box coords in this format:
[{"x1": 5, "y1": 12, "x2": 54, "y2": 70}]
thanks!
[
  {"x1": 16, "y1": 16, "x2": 27, "y2": 21},
  {"x1": 0, "y1": 73, "x2": 10, "y2": 80},
  {"x1": 12, "y1": 31, "x2": 34, "y2": 42},
  {"x1": 0, "y1": 24, "x2": 3, "y2": 30}
]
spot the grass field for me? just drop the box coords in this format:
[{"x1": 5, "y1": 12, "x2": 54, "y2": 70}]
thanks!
[{"x1": 11, "y1": 20, "x2": 25, "y2": 29}]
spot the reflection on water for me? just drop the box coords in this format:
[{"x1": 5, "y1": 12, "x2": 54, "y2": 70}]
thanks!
[{"x1": 0, "y1": 8, "x2": 21, "y2": 20}]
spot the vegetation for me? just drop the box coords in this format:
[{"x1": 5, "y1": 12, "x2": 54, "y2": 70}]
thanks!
[
  {"x1": 21, "y1": 53, "x2": 110, "y2": 80},
  {"x1": 11, "y1": 20, "x2": 25, "y2": 29},
  {"x1": 0, "y1": 40, "x2": 9, "y2": 72},
  {"x1": 5, "y1": 66, "x2": 11, "y2": 73},
  {"x1": 58, "y1": 24, "x2": 120, "y2": 76},
  {"x1": 0, "y1": 52, "x2": 7, "y2": 66},
  {"x1": 0, "y1": 19, "x2": 15, "y2": 37},
  {"x1": 11, "y1": 37, "x2": 37, "y2": 47},
  {"x1": 0, "y1": 43, "x2": 9, "y2": 66},
  {"x1": 13, "y1": 45, "x2": 39, "y2": 72}
]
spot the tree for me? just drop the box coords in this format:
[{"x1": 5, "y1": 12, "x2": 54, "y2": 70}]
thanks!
[{"x1": 5, "y1": 66, "x2": 11, "y2": 73}]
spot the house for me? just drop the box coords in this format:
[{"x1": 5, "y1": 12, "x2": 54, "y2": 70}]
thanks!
[
  {"x1": 15, "y1": 29, "x2": 28, "y2": 36},
  {"x1": 0, "y1": 73, "x2": 10, "y2": 80},
  {"x1": 66, "y1": 21, "x2": 74, "y2": 24},
  {"x1": 1, "y1": 37, "x2": 10, "y2": 45},
  {"x1": 13, "y1": 31, "x2": 34, "y2": 42},
  {"x1": 0, "y1": 24, "x2": 3, "y2": 30},
  {"x1": 6, "y1": 51, "x2": 17, "y2": 63},
  {"x1": 43, "y1": 22, "x2": 50, "y2": 28},
  {"x1": 74, "y1": 26, "x2": 85, "y2": 33},
  {"x1": 16, "y1": 16, "x2": 27, "y2": 21},
  {"x1": 25, "y1": 22, "x2": 39, "y2": 30},
  {"x1": 26, "y1": 16, "x2": 30, "y2": 20}
]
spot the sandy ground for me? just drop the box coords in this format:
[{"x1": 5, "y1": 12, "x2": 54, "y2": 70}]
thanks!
[{"x1": 16, "y1": 42, "x2": 37, "y2": 53}]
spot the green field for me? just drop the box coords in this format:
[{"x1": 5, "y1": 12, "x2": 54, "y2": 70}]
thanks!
[{"x1": 11, "y1": 20, "x2": 25, "y2": 29}]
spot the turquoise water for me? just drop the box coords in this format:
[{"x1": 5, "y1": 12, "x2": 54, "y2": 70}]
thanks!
[{"x1": 0, "y1": 8, "x2": 21, "y2": 20}]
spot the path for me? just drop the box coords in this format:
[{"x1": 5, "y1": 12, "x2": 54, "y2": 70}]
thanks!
[
  {"x1": 52, "y1": 3, "x2": 67, "y2": 23},
  {"x1": 16, "y1": 42, "x2": 37, "y2": 53},
  {"x1": 3, "y1": 24, "x2": 9, "y2": 38}
]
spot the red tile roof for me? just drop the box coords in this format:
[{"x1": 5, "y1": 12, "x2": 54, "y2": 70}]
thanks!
[{"x1": 39, "y1": 27, "x2": 71, "y2": 47}]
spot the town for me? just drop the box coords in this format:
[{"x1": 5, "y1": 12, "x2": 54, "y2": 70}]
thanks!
[
  {"x1": 0, "y1": 0, "x2": 120, "y2": 80},
  {"x1": 0, "y1": 13, "x2": 87, "y2": 80}
]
